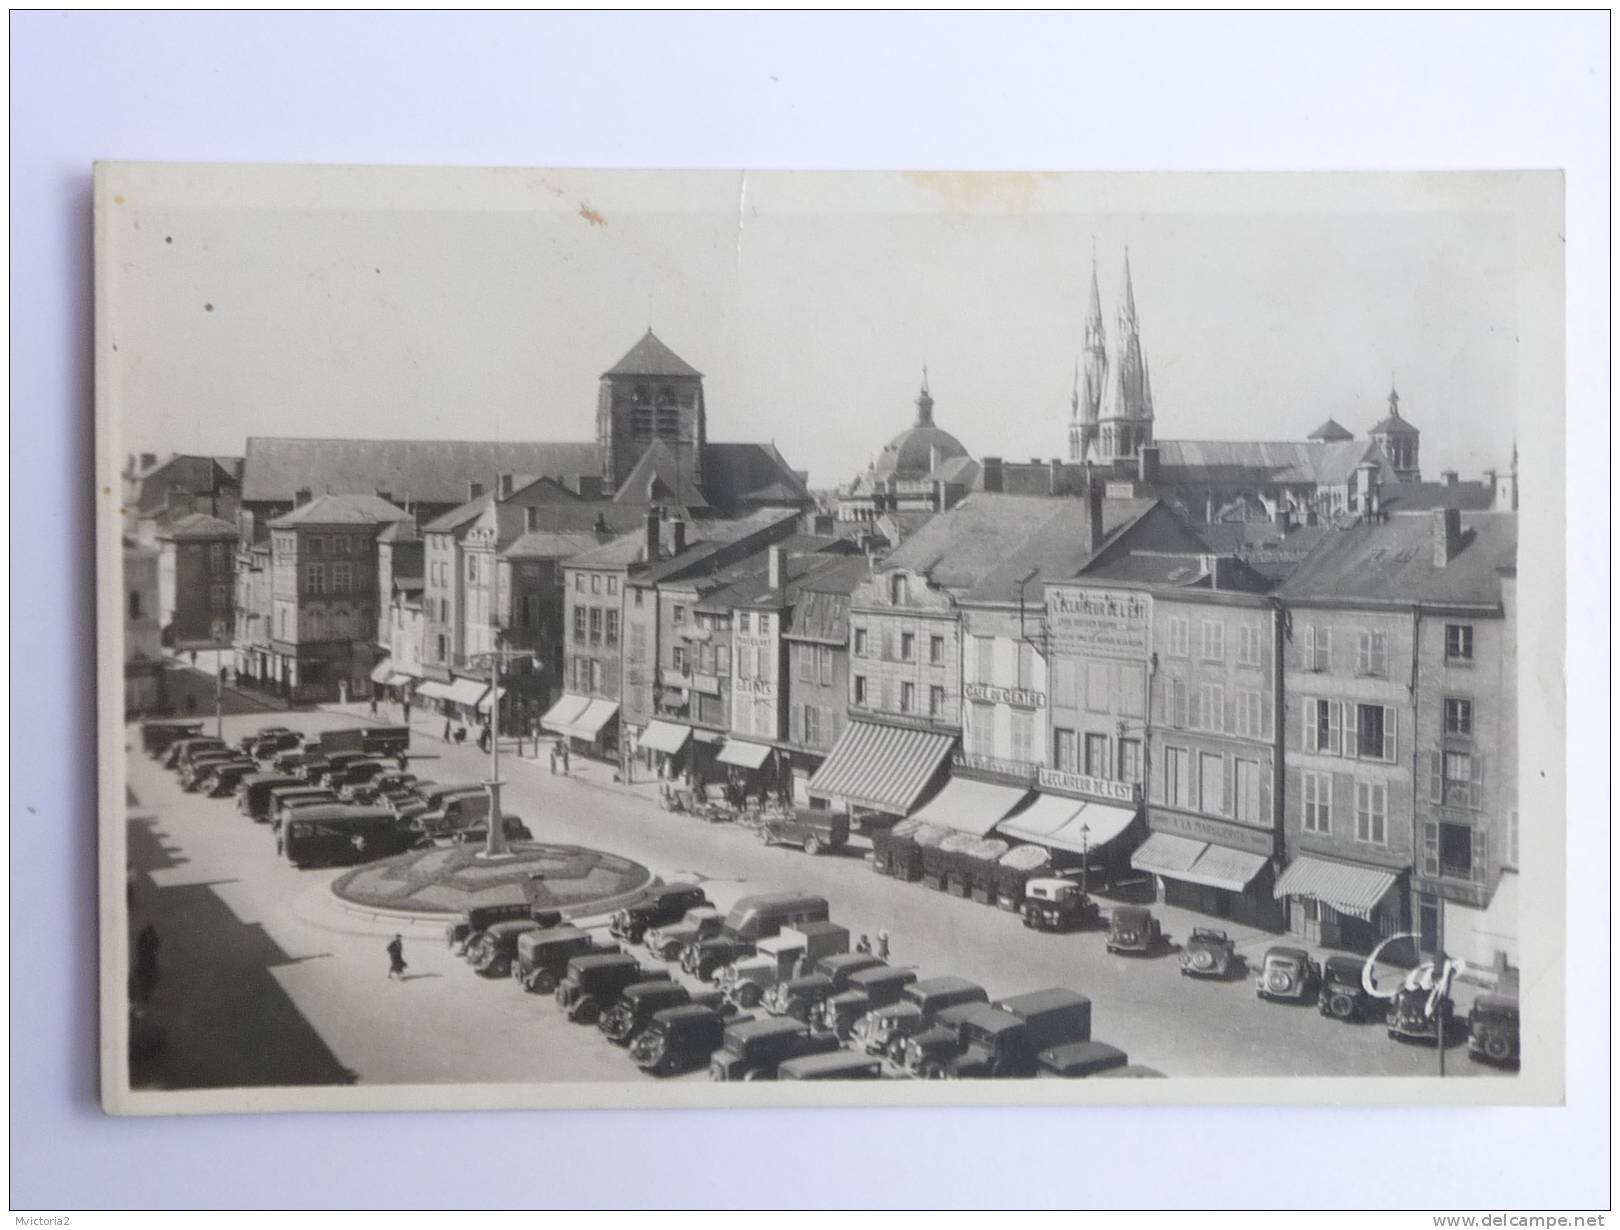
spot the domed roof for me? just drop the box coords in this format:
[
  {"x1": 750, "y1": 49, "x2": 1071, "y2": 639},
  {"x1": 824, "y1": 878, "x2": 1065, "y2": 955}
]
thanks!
[{"x1": 870, "y1": 374, "x2": 969, "y2": 482}]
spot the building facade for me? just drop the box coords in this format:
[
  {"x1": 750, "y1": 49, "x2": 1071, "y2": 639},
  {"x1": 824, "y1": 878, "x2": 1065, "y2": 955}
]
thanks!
[
  {"x1": 123, "y1": 536, "x2": 165, "y2": 715},
  {"x1": 156, "y1": 513, "x2": 239, "y2": 648}
]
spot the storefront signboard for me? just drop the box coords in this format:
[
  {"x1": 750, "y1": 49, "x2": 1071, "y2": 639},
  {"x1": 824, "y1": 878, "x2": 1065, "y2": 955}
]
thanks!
[
  {"x1": 962, "y1": 682, "x2": 1045, "y2": 708},
  {"x1": 1037, "y1": 766, "x2": 1139, "y2": 803},
  {"x1": 1148, "y1": 806, "x2": 1275, "y2": 855},
  {"x1": 1046, "y1": 586, "x2": 1152, "y2": 659}
]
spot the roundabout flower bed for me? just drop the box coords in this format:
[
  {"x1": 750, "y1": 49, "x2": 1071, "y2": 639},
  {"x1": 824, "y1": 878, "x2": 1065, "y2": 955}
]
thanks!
[{"x1": 330, "y1": 842, "x2": 656, "y2": 918}]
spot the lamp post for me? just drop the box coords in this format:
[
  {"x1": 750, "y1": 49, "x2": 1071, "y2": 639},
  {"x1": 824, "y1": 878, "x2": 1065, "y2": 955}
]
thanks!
[
  {"x1": 1080, "y1": 823, "x2": 1091, "y2": 896},
  {"x1": 465, "y1": 635, "x2": 537, "y2": 860},
  {"x1": 214, "y1": 662, "x2": 224, "y2": 741}
]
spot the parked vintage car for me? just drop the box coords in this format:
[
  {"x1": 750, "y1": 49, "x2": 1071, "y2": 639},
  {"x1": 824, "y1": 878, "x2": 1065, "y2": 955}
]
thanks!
[
  {"x1": 1179, "y1": 928, "x2": 1238, "y2": 978},
  {"x1": 777, "y1": 1051, "x2": 884, "y2": 1081},
  {"x1": 909, "y1": 1005, "x2": 1040, "y2": 1079},
  {"x1": 997, "y1": 988, "x2": 1093, "y2": 1052},
  {"x1": 554, "y1": 953, "x2": 669, "y2": 1024},
  {"x1": 250, "y1": 730, "x2": 303, "y2": 760},
  {"x1": 1466, "y1": 992, "x2": 1520, "y2": 1067},
  {"x1": 237, "y1": 773, "x2": 301, "y2": 821},
  {"x1": 269, "y1": 787, "x2": 339, "y2": 832},
  {"x1": 279, "y1": 806, "x2": 424, "y2": 868},
  {"x1": 141, "y1": 719, "x2": 205, "y2": 757},
  {"x1": 897, "y1": 1003, "x2": 982, "y2": 1077},
  {"x1": 237, "y1": 725, "x2": 293, "y2": 754},
  {"x1": 718, "y1": 924, "x2": 850, "y2": 1008},
  {"x1": 755, "y1": 810, "x2": 850, "y2": 856},
  {"x1": 850, "y1": 976, "x2": 989, "y2": 1060},
  {"x1": 1387, "y1": 984, "x2": 1456, "y2": 1044},
  {"x1": 708, "y1": 1017, "x2": 842, "y2": 1081},
  {"x1": 305, "y1": 751, "x2": 375, "y2": 786},
  {"x1": 1255, "y1": 946, "x2": 1323, "y2": 1004},
  {"x1": 1317, "y1": 955, "x2": 1378, "y2": 1021},
  {"x1": 1021, "y1": 878, "x2": 1099, "y2": 932},
  {"x1": 330, "y1": 760, "x2": 392, "y2": 800},
  {"x1": 469, "y1": 919, "x2": 549, "y2": 979},
  {"x1": 440, "y1": 816, "x2": 534, "y2": 847},
  {"x1": 644, "y1": 906, "x2": 726, "y2": 962},
  {"x1": 680, "y1": 892, "x2": 830, "y2": 981},
  {"x1": 1037, "y1": 1040, "x2": 1130, "y2": 1078},
  {"x1": 761, "y1": 974, "x2": 842, "y2": 1023},
  {"x1": 181, "y1": 751, "x2": 250, "y2": 791},
  {"x1": 629, "y1": 1004, "x2": 739, "y2": 1077},
  {"x1": 814, "y1": 951, "x2": 888, "y2": 989},
  {"x1": 1105, "y1": 905, "x2": 1164, "y2": 955},
  {"x1": 411, "y1": 789, "x2": 495, "y2": 835},
  {"x1": 350, "y1": 771, "x2": 418, "y2": 806},
  {"x1": 813, "y1": 965, "x2": 920, "y2": 1040},
  {"x1": 600, "y1": 981, "x2": 728, "y2": 1045},
  {"x1": 163, "y1": 736, "x2": 225, "y2": 770},
  {"x1": 445, "y1": 903, "x2": 563, "y2": 955},
  {"x1": 511, "y1": 927, "x2": 616, "y2": 992},
  {"x1": 200, "y1": 760, "x2": 260, "y2": 797},
  {"x1": 608, "y1": 883, "x2": 711, "y2": 945},
  {"x1": 393, "y1": 783, "x2": 484, "y2": 826}
]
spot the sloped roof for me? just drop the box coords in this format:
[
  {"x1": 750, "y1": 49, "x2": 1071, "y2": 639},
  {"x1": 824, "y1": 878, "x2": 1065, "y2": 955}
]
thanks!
[
  {"x1": 1370, "y1": 413, "x2": 1419, "y2": 435},
  {"x1": 501, "y1": 530, "x2": 604, "y2": 561},
  {"x1": 1154, "y1": 438, "x2": 1391, "y2": 488},
  {"x1": 639, "y1": 508, "x2": 802, "y2": 585},
  {"x1": 567, "y1": 530, "x2": 657, "y2": 570},
  {"x1": 700, "y1": 442, "x2": 813, "y2": 511},
  {"x1": 267, "y1": 493, "x2": 413, "y2": 528},
  {"x1": 423, "y1": 492, "x2": 496, "y2": 535},
  {"x1": 961, "y1": 498, "x2": 1164, "y2": 602},
  {"x1": 241, "y1": 438, "x2": 600, "y2": 505},
  {"x1": 375, "y1": 519, "x2": 420, "y2": 544},
  {"x1": 157, "y1": 511, "x2": 239, "y2": 541},
  {"x1": 1307, "y1": 418, "x2": 1355, "y2": 442},
  {"x1": 603, "y1": 329, "x2": 702, "y2": 378},
  {"x1": 695, "y1": 539, "x2": 852, "y2": 612},
  {"x1": 613, "y1": 440, "x2": 709, "y2": 508},
  {"x1": 1379, "y1": 480, "x2": 1494, "y2": 513},
  {"x1": 1278, "y1": 511, "x2": 1516, "y2": 607},
  {"x1": 928, "y1": 455, "x2": 981, "y2": 486}
]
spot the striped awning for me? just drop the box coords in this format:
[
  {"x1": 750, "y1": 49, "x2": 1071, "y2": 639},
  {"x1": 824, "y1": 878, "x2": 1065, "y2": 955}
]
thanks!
[
  {"x1": 639, "y1": 719, "x2": 692, "y2": 755},
  {"x1": 716, "y1": 739, "x2": 774, "y2": 770},
  {"x1": 572, "y1": 699, "x2": 620, "y2": 739},
  {"x1": 806, "y1": 721, "x2": 954, "y2": 817},
  {"x1": 540, "y1": 694, "x2": 590, "y2": 736},
  {"x1": 998, "y1": 794, "x2": 1135, "y2": 855},
  {"x1": 1274, "y1": 855, "x2": 1398, "y2": 920},
  {"x1": 913, "y1": 776, "x2": 1032, "y2": 837},
  {"x1": 1130, "y1": 831, "x2": 1207, "y2": 877},
  {"x1": 1177, "y1": 844, "x2": 1270, "y2": 892}
]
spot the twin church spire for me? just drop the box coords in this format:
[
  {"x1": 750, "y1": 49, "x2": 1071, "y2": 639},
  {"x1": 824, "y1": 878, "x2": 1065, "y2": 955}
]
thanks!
[{"x1": 1070, "y1": 249, "x2": 1155, "y2": 465}]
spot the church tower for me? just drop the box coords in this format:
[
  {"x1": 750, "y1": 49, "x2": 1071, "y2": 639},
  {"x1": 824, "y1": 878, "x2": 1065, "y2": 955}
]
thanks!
[
  {"x1": 1095, "y1": 249, "x2": 1155, "y2": 467},
  {"x1": 596, "y1": 329, "x2": 707, "y2": 494},
  {"x1": 1071, "y1": 257, "x2": 1108, "y2": 462},
  {"x1": 1368, "y1": 386, "x2": 1421, "y2": 483}
]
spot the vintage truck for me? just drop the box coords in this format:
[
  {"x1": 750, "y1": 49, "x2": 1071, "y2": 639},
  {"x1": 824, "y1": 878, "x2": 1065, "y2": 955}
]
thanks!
[
  {"x1": 554, "y1": 952, "x2": 669, "y2": 1024},
  {"x1": 716, "y1": 923, "x2": 850, "y2": 1009}
]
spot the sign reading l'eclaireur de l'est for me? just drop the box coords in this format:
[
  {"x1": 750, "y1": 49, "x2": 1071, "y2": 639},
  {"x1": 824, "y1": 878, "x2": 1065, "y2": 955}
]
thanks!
[{"x1": 1045, "y1": 586, "x2": 1152, "y2": 658}]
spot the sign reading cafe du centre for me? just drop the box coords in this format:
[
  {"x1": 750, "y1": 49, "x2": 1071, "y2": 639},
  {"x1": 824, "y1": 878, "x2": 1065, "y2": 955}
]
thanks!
[{"x1": 1046, "y1": 586, "x2": 1153, "y2": 659}]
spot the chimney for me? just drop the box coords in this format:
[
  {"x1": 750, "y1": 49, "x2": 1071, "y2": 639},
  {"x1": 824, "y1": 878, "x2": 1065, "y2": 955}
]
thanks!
[
  {"x1": 982, "y1": 457, "x2": 1004, "y2": 493},
  {"x1": 1433, "y1": 507, "x2": 1464, "y2": 567},
  {"x1": 644, "y1": 507, "x2": 661, "y2": 562},
  {"x1": 1272, "y1": 505, "x2": 1292, "y2": 532},
  {"x1": 1357, "y1": 461, "x2": 1382, "y2": 522},
  {"x1": 525, "y1": 505, "x2": 541, "y2": 532},
  {"x1": 140, "y1": 452, "x2": 156, "y2": 471},
  {"x1": 768, "y1": 545, "x2": 787, "y2": 591},
  {"x1": 593, "y1": 512, "x2": 609, "y2": 537},
  {"x1": 499, "y1": 473, "x2": 515, "y2": 498},
  {"x1": 576, "y1": 475, "x2": 604, "y2": 501},
  {"x1": 294, "y1": 487, "x2": 312, "y2": 508},
  {"x1": 1442, "y1": 469, "x2": 1458, "y2": 487},
  {"x1": 468, "y1": 481, "x2": 484, "y2": 501},
  {"x1": 1138, "y1": 445, "x2": 1160, "y2": 483},
  {"x1": 1048, "y1": 458, "x2": 1062, "y2": 495},
  {"x1": 667, "y1": 518, "x2": 687, "y2": 556},
  {"x1": 1087, "y1": 481, "x2": 1105, "y2": 553}
]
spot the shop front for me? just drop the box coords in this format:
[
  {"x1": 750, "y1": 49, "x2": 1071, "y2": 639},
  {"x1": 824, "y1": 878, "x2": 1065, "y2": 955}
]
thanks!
[
  {"x1": 996, "y1": 767, "x2": 1141, "y2": 891},
  {"x1": 1132, "y1": 807, "x2": 1284, "y2": 931},
  {"x1": 1273, "y1": 854, "x2": 1403, "y2": 954},
  {"x1": 715, "y1": 738, "x2": 782, "y2": 803},
  {"x1": 805, "y1": 720, "x2": 955, "y2": 827},
  {"x1": 539, "y1": 691, "x2": 621, "y2": 759}
]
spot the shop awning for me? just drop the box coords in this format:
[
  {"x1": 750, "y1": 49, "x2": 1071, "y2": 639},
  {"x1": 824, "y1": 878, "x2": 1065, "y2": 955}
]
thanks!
[
  {"x1": 369, "y1": 660, "x2": 394, "y2": 684},
  {"x1": 541, "y1": 694, "x2": 590, "y2": 735},
  {"x1": 997, "y1": 794, "x2": 1136, "y2": 856},
  {"x1": 911, "y1": 776, "x2": 1032, "y2": 837},
  {"x1": 443, "y1": 678, "x2": 487, "y2": 708},
  {"x1": 1274, "y1": 856, "x2": 1398, "y2": 921},
  {"x1": 807, "y1": 721, "x2": 954, "y2": 817},
  {"x1": 415, "y1": 680, "x2": 454, "y2": 701},
  {"x1": 1130, "y1": 831, "x2": 1208, "y2": 877},
  {"x1": 639, "y1": 719, "x2": 692, "y2": 755},
  {"x1": 385, "y1": 673, "x2": 413, "y2": 687},
  {"x1": 475, "y1": 685, "x2": 507, "y2": 715},
  {"x1": 1177, "y1": 844, "x2": 1270, "y2": 892},
  {"x1": 573, "y1": 699, "x2": 620, "y2": 739},
  {"x1": 717, "y1": 739, "x2": 774, "y2": 770}
]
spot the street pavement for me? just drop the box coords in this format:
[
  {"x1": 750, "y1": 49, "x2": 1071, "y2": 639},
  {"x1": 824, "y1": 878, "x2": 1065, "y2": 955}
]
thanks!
[{"x1": 125, "y1": 704, "x2": 1505, "y2": 1089}]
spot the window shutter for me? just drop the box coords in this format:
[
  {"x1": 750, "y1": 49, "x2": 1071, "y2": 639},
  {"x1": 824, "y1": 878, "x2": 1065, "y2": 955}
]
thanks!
[
  {"x1": 1223, "y1": 755, "x2": 1236, "y2": 818},
  {"x1": 1470, "y1": 825, "x2": 1488, "y2": 883},
  {"x1": 1303, "y1": 699, "x2": 1317, "y2": 752},
  {"x1": 1303, "y1": 625, "x2": 1315, "y2": 669},
  {"x1": 1383, "y1": 706, "x2": 1397, "y2": 763},
  {"x1": 1468, "y1": 752, "x2": 1485, "y2": 810},
  {"x1": 1417, "y1": 821, "x2": 1438, "y2": 875},
  {"x1": 1326, "y1": 701, "x2": 1342, "y2": 756},
  {"x1": 1342, "y1": 703, "x2": 1359, "y2": 758},
  {"x1": 1258, "y1": 761, "x2": 1273, "y2": 824},
  {"x1": 1428, "y1": 750, "x2": 1444, "y2": 804}
]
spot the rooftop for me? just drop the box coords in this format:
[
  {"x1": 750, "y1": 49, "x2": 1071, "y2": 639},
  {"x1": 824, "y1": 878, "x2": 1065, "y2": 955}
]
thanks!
[
  {"x1": 602, "y1": 329, "x2": 703, "y2": 379},
  {"x1": 157, "y1": 511, "x2": 239, "y2": 541},
  {"x1": 1278, "y1": 511, "x2": 1517, "y2": 607},
  {"x1": 267, "y1": 493, "x2": 414, "y2": 529},
  {"x1": 500, "y1": 530, "x2": 605, "y2": 561},
  {"x1": 1154, "y1": 438, "x2": 1393, "y2": 488}
]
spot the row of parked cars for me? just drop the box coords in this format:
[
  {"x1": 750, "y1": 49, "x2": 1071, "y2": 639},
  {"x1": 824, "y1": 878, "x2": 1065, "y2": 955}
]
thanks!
[
  {"x1": 446, "y1": 883, "x2": 1163, "y2": 1082},
  {"x1": 143, "y1": 719, "x2": 533, "y2": 870}
]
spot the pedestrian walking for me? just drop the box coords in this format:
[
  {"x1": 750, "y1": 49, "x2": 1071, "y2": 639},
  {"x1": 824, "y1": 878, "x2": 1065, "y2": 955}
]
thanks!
[
  {"x1": 395, "y1": 752, "x2": 409, "y2": 773},
  {"x1": 855, "y1": 933, "x2": 871, "y2": 956},
  {"x1": 876, "y1": 930, "x2": 890, "y2": 961},
  {"x1": 560, "y1": 743, "x2": 570, "y2": 774},
  {"x1": 478, "y1": 723, "x2": 491, "y2": 754},
  {"x1": 442, "y1": 718, "x2": 452, "y2": 742},
  {"x1": 369, "y1": 694, "x2": 379, "y2": 718},
  {"x1": 386, "y1": 933, "x2": 407, "y2": 980},
  {"x1": 402, "y1": 700, "x2": 412, "y2": 726},
  {"x1": 549, "y1": 745, "x2": 558, "y2": 775},
  {"x1": 134, "y1": 924, "x2": 161, "y2": 1000}
]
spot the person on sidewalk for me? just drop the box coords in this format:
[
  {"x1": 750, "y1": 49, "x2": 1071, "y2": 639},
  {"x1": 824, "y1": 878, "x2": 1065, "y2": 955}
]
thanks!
[
  {"x1": 369, "y1": 695, "x2": 379, "y2": 718},
  {"x1": 478, "y1": 723, "x2": 491, "y2": 754},
  {"x1": 876, "y1": 930, "x2": 890, "y2": 961},
  {"x1": 402, "y1": 700, "x2": 412, "y2": 726},
  {"x1": 386, "y1": 934, "x2": 407, "y2": 980},
  {"x1": 548, "y1": 744, "x2": 558, "y2": 775},
  {"x1": 855, "y1": 933, "x2": 872, "y2": 956},
  {"x1": 443, "y1": 718, "x2": 452, "y2": 742},
  {"x1": 559, "y1": 743, "x2": 570, "y2": 774}
]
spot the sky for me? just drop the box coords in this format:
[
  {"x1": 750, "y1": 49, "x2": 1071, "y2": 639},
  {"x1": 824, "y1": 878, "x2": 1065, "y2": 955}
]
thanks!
[{"x1": 102, "y1": 166, "x2": 1553, "y2": 489}]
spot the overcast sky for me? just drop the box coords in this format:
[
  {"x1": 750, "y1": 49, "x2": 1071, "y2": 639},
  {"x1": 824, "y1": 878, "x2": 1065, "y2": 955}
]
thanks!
[{"x1": 103, "y1": 166, "x2": 1553, "y2": 487}]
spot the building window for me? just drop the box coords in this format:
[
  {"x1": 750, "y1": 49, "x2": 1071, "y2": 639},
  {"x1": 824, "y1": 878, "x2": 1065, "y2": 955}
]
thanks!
[
  {"x1": 467, "y1": 555, "x2": 479, "y2": 584},
  {"x1": 1235, "y1": 688, "x2": 1264, "y2": 738},
  {"x1": 889, "y1": 574, "x2": 909, "y2": 605},
  {"x1": 1167, "y1": 617, "x2": 1189, "y2": 657},
  {"x1": 899, "y1": 682, "x2": 915, "y2": 713},
  {"x1": 1163, "y1": 746, "x2": 1190, "y2": 808},
  {"x1": 210, "y1": 584, "x2": 228, "y2": 613},
  {"x1": 590, "y1": 574, "x2": 600, "y2": 594},
  {"x1": 1234, "y1": 759, "x2": 1262, "y2": 823},
  {"x1": 1303, "y1": 625, "x2": 1331, "y2": 672},
  {"x1": 1445, "y1": 624, "x2": 1474, "y2": 662},
  {"x1": 1053, "y1": 728, "x2": 1078, "y2": 773},
  {"x1": 1353, "y1": 703, "x2": 1397, "y2": 762},
  {"x1": 1200, "y1": 620, "x2": 1225, "y2": 661},
  {"x1": 1439, "y1": 821, "x2": 1474, "y2": 878},
  {"x1": 1238, "y1": 623, "x2": 1263, "y2": 667},
  {"x1": 929, "y1": 685, "x2": 945, "y2": 718},
  {"x1": 208, "y1": 542, "x2": 226, "y2": 570},
  {"x1": 307, "y1": 536, "x2": 324, "y2": 556},
  {"x1": 1303, "y1": 697, "x2": 1342, "y2": 755},
  {"x1": 738, "y1": 613, "x2": 751, "y2": 634},
  {"x1": 436, "y1": 634, "x2": 446, "y2": 661},
  {"x1": 802, "y1": 704, "x2": 821, "y2": 747},
  {"x1": 633, "y1": 589, "x2": 643, "y2": 608},
  {"x1": 332, "y1": 562, "x2": 353, "y2": 592},
  {"x1": 853, "y1": 627, "x2": 868, "y2": 657},
  {"x1": 604, "y1": 610, "x2": 619, "y2": 647},
  {"x1": 1198, "y1": 752, "x2": 1225, "y2": 815},
  {"x1": 1197, "y1": 683, "x2": 1225, "y2": 733},
  {"x1": 1052, "y1": 658, "x2": 1079, "y2": 708},
  {"x1": 279, "y1": 609, "x2": 288, "y2": 638},
  {"x1": 738, "y1": 646, "x2": 753, "y2": 680},
  {"x1": 606, "y1": 576, "x2": 618, "y2": 596},
  {"x1": 1356, "y1": 630, "x2": 1388, "y2": 677},
  {"x1": 1118, "y1": 738, "x2": 1142, "y2": 785},
  {"x1": 1444, "y1": 697, "x2": 1474, "y2": 736},
  {"x1": 900, "y1": 632, "x2": 915, "y2": 662},
  {"x1": 1085, "y1": 661, "x2": 1111, "y2": 713},
  {"x1": 1355, "y1": 781, "x2": 1388, "y2": 845},
  {"x1": 573, "y1": 574, "x2": 583, "y2": 592},
  {"x1": 305, "y1": 563, "x2": 326, "y2": 594},
  {"x1": 797, "y1": 646, "x2": 813, "y2": 682},
  {"x1": 1432, "y1": 750, "x2": 1482, "y2": 809},
  {"x1": 930, "y1": 635, "x2": 945, "y2": 666},
  {"x1": 853, "y1": 675, "x2": 867, "y2": 706},
  {"x1": 1009, "y1": 708, "x2": 1033, "y2": 762},
  {"x1": 1165, "y1": 675, "x2": 1190, "y2": 728},
  {"x1": 573, "y1": 607, "x2": 586, "y2": 641},
  {"x1": 818, "y1": 645, "x2": 833, "y2": 685},
  {"x1": 716, "y1": 644, "x2": 731, "y2": 675},
  {"x1": 1084, "y1": 733, "x2": 1111, "y2": 778},
  {"x1": 1302, "y1": 770, "x2": 1332, "y2": 833},
  {"x1": 672, "y1": 605, "x2": 685, "y2": 626},
  {"x1": 968, "y1": 703, "x2": 994, "y2": 756},
  {"x1": 333, "y1": 536, "x2": 352, "y2": 555},
  {"x1": 671, "y1": 645, "x2": 687, "y2": 673}
]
